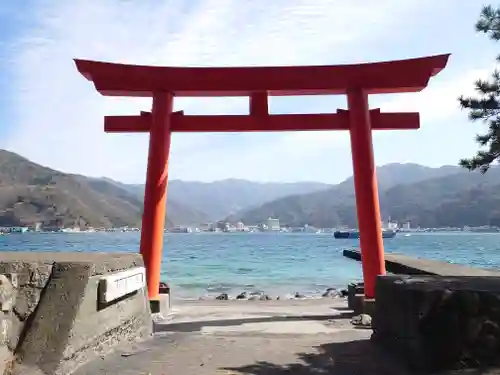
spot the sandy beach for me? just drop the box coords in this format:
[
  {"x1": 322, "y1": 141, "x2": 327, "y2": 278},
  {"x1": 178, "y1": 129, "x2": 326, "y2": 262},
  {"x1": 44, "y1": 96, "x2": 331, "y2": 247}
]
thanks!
[{"x1": 75, "y1": 297, "x2": 414, "y2": 375}]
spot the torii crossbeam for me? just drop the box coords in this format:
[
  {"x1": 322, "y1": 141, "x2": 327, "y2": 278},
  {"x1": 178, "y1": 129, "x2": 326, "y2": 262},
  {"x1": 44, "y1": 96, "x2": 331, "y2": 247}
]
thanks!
[{"x1": 75, "y1": 54, "x2": 449, "y2": 311}]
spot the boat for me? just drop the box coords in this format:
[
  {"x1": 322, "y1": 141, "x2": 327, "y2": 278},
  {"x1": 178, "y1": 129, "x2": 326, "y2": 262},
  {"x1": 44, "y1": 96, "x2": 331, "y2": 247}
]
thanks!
[{"x1": 333, "y1": 229, "x2": 396, "y2": 239}]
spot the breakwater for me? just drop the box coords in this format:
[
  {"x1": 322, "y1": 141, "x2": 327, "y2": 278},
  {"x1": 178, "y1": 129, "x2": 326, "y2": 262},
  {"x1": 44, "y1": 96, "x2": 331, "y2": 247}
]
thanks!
[{"x1": 342, "y1": 248, "x2": 500, "y2": 276}]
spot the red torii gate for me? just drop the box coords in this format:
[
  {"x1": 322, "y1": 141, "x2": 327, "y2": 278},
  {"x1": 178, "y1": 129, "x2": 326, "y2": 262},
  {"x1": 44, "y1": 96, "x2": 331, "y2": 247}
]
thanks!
[{"x1": 75, "y1": 54, "x2": 449, "y2": 310}]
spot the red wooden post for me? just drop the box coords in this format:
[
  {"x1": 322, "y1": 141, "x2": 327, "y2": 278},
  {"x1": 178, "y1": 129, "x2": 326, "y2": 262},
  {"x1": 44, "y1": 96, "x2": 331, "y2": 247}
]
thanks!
[
  {"x1": 347, "y1": 88, "x2": 386, "y2": 298},
  {"x1": 140, "y1": 92, "x2": 173, "y2": 308}
]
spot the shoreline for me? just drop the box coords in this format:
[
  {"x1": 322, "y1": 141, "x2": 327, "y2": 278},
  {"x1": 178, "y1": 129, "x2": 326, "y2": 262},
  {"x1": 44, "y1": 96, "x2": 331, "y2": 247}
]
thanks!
[
  {"x1": 169, "y1": 285, "x2": 351, "y2": 303},
  {"x1": 159, "y1": 296, "x2": 353, "y2": 328}
]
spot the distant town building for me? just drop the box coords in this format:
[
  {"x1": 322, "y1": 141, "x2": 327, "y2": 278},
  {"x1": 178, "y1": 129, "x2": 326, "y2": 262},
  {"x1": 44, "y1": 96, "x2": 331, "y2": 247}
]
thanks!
[
  {"x1": 216, "y1": 221, "x2": 226, "y2": 230},
  {"x1": 267, "y1": 217, "x2": 280, "y2": 231},
  {"x1": 199, "y1": 223, "x2": 212, "y2": 231},
  {"x1": 403, "y1": 221, "x2": 411, "y2": 230},
  {"x1": 236, "y1": 222, "x2": 245, "y2": 231}
]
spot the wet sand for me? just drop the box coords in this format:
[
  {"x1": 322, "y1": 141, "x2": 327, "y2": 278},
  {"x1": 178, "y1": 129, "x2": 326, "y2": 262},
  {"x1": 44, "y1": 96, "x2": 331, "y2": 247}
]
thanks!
[{"x1": 75, "y1": 298, "x2": 410, "y2": 375}]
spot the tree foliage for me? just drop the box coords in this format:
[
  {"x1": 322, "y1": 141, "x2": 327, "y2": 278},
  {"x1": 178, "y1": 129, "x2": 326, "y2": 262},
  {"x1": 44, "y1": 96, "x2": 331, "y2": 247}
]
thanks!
[{"x1": 459, "y1": 5, "x2": 500, "y2": 173}]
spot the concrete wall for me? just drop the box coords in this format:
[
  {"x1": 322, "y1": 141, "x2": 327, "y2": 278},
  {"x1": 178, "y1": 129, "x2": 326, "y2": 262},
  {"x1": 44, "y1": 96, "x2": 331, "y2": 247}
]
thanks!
[
  {"x1": 372, "y1": 274, "x2": 500, "y2": 372},
  {"x1": 0, "y1": 252, "x2": 152, "y2": 375}
]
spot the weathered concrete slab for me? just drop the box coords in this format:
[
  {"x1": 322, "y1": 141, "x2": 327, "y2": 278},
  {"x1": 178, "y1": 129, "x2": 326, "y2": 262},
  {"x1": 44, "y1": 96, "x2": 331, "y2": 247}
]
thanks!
[
  {"x1": 0, "y1": 252, "x2": 152, "y2": 375},
  {"x1": 75, "y1": 299, "x2": 414, "y2": 375},
  {"x1": 343, "y1": 248, "x2": 500, "y2": 276}
]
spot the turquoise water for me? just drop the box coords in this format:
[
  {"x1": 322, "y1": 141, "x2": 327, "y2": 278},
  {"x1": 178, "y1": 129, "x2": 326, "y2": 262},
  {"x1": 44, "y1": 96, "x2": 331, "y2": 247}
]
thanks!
[{"x1": 1, "y1": 232, "x2": 500, "y2": 299}]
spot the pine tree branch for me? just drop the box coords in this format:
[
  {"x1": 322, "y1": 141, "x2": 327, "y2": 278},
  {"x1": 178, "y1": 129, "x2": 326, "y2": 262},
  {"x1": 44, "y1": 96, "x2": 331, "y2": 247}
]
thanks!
[{"x1": 458, "y1": 5, "x2": 500, "y2": 173}]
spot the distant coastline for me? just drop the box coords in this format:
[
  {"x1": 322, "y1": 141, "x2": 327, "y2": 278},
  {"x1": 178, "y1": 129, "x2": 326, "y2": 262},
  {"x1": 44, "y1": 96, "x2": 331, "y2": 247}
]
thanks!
[{"x1": 2, "y1": 225, "x2": 500, "y2": 234}]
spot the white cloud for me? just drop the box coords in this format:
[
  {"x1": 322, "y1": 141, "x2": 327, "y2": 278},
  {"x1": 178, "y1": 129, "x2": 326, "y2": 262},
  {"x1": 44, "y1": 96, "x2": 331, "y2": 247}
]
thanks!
[
  {"x1": 267, "y1": 66, "x2": 497, "y2": 175},
  {"x1": 4, "y1": 0, "x2": 483, "y2": 183},
  {"x1": 376, "y1": 67, "x2": 494, "y2": 123}
]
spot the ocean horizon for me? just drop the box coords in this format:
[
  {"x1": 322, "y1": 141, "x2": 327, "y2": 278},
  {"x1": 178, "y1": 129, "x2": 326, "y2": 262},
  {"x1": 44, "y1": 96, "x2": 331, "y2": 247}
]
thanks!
[{"x1": 0, "y1": 231, "x2": 499, "y2": 300}]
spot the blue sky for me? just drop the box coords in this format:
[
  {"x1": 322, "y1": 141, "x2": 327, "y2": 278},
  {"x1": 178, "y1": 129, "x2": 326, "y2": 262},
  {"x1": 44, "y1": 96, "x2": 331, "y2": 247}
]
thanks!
[{"x1": 0, "y1": 0, "x2": 498, "y2": 183}]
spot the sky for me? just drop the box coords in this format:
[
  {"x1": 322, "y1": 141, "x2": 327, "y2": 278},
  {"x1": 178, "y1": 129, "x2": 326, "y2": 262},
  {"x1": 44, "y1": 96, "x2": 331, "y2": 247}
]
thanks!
[{"x1": 0, "y1": 0, "x2": 497, "y2": 184}]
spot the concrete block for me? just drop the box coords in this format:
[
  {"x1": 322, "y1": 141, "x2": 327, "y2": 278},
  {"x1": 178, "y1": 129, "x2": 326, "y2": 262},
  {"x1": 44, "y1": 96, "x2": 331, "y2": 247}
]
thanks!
[
  {"x1": 160, "y1": 293, "x2": 171, "y2": 312},
  {"x1": 351, "y1": 294, "x2": 375, "y2": 316},
  {"x1": 347, "y1": 281, "x2": 364, "y2": 310},
  {"x1": 372, "y1": 274, "x2": 500, "y2": 373},
  {"x1": 0, "y1": 252, "x2": 152, "y2": 375}
]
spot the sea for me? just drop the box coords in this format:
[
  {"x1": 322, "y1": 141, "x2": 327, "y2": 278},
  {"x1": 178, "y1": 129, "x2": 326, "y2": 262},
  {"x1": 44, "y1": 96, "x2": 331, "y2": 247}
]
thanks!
[{"x1": 1, "y1": 231, "x2": 499, "y2": 300}]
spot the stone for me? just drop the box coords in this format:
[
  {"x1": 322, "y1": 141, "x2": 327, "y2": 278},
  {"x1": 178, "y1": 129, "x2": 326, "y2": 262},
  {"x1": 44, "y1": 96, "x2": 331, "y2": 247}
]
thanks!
[
  {"x1": 6, "y1": 273, "x2": 18, "y2": 288},
  {"x1": 6, "y1": 312, "x2": 24, "y2": 351},
  {"x1": 322, "y1": 287, "x2": 340, "y2": 298},
  {"x1": 259, "y1": 294, "x2": 271, "y2": 301},
  {"x1": 0, "y1": 313, "x2": 9, "y2": 344},
  {"x1": 215, "y1": 293, "x2": 229, "y2": 300},
  {"x1": 351, "y1": 314, "x2": 372, "y2": 327},
  {"x1": 0, "y1": 275, "x2": 16, "y2": 312},
  {"x1": 0, "y1": 345, "x2": 14, "y2": 375},
  {"x1": 294, "y1": 292, "x2": 305, "y2": 299},
  {"x1": 372, "y1": 274, "x2": 500, "y2": 373},
  {"x1": 29, "y1": 265, "x2": 53, "y2": 288},
  {"x1": 236, "y1": 292, "x2": 248, "y2": 300},
  {"x1": 14, "y1": 287, "x2": 41, "y2": 321}
]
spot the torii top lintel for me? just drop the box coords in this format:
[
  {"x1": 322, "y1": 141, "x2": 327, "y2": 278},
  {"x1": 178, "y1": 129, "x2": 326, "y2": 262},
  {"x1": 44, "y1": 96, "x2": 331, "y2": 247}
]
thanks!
[{"x1": 74, "y1": 54, "x2": 450, "y2": 98}]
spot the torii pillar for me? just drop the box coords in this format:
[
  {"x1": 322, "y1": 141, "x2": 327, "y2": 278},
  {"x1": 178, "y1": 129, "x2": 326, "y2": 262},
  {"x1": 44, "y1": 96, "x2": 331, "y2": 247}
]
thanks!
[
  {"x1": 139, "y1": 92, "x2": 173, "y2": 310},
  {"x1": 74, "y1": 54, "x2": 449, "y2": 309}
]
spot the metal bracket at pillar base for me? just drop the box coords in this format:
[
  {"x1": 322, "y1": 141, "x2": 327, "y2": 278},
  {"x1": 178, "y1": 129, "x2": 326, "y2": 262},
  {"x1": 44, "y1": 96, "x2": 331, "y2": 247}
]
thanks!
[
  {"x1": 150, "y1": 300, "x2": 160, "y2": 314},
  {"x1": 150, "y1": 300, "x2": 167, "y2": 327}
]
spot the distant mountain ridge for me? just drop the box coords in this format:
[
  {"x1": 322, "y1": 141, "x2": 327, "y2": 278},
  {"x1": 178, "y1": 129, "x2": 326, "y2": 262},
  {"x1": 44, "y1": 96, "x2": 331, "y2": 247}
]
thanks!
[
  {"x1": 338, "y1": 163, "x2": 464, "y2": 191},
  {"x1": 0, "y1": 150, "x2": 144, "y2": 228},
  {"x1": 126, "y1": 179, "x2": 331, "y2": 222},
  {"x1": 227, "y1": 163, "x2": 497, "y2": 228},
  {"x1": 102, "y1": 179, "x2": 210, "y2": 226},
  {"x1": 1, "y1": 148, "x2": 498, "y2": 229},
  {"x1": 0, "y1": 150, "x2": 211, "y2": 228}
]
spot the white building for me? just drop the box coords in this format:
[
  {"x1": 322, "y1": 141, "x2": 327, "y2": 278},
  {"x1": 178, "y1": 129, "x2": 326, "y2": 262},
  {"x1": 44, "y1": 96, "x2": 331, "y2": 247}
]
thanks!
[
  {"x1": 199, "y1": 223, "x2": 212, "y2": 231},
  {"x1": 402, "y1": 221, "x2": 411, "y2": 230},
  {"x1": 267, "y1": 217, "x2": 280, "y2": 231}
]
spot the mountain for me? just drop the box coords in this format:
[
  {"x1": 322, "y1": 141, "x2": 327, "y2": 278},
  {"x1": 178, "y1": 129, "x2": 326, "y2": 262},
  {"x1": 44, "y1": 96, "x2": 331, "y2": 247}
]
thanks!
[
  {"x1": 0, "y1": 150, "x2": 202, "y2": 228},
  {"x1": 4, "y1": 149, "x2": 494, "y2": 230},
  {"x1": 378, "y1": 168, "x2": 500, "y2": 228},
  {"x1": 228, "y1": 163, "x2": 494, "y2": 228},
  {"x1": 126, "y1": 179, "x2": 331, "y2": 221},
  {"x1": 0, "y1": 150, "x2": 142, "y2": 228},
  {"x1": 336, "y1": 163, "x2": 462, "y2": 192},
  {"x1": 109, "y1": 181, "x2": 209, "y2": 226}
]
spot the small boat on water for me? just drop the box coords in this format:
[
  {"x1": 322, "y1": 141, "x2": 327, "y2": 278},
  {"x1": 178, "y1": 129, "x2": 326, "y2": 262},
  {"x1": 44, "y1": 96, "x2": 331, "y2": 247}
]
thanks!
[{"x1": 333, "y1": 229, "x2": 397, "y2": 239}]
